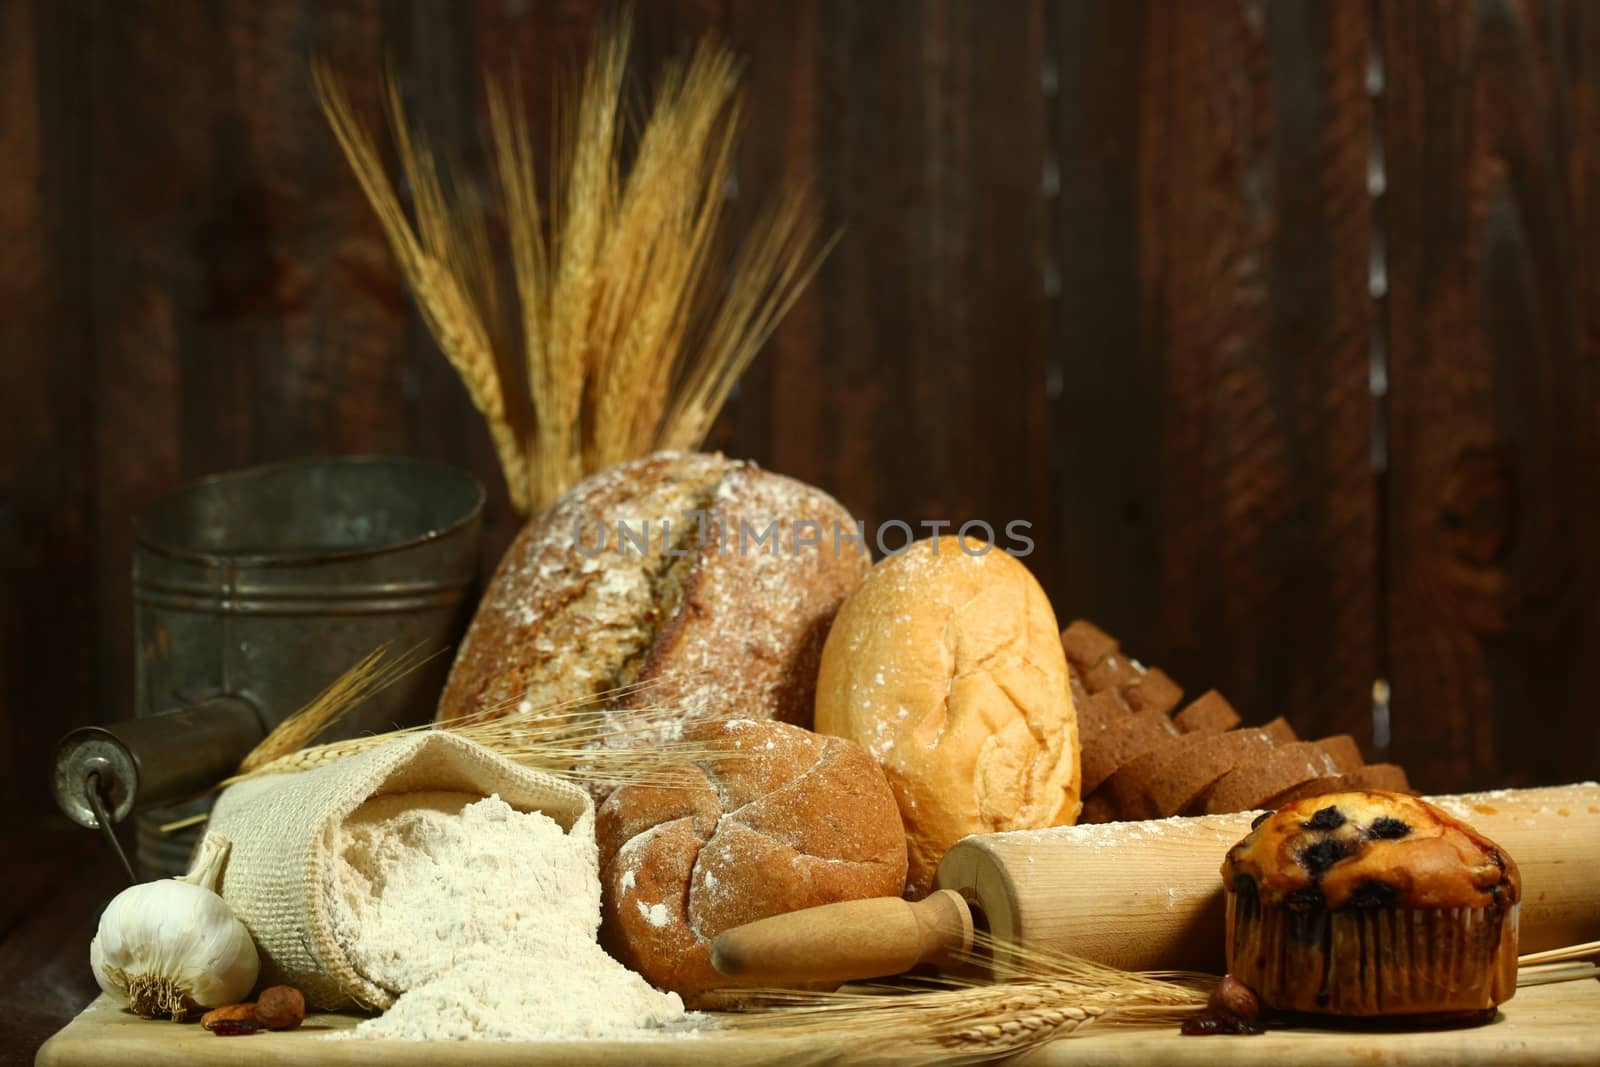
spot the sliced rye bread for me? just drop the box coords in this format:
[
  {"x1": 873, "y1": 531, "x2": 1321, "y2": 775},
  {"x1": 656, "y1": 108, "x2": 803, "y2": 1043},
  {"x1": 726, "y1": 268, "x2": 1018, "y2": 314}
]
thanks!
[
  {"x1": 1076, "y1": 686, "x2": 1134, "y2": 739},
  {"x1": 1058, "y1": 618, "x2": 1413, "y2": 825},
  {"x1": 1079, "y1": 691, "x2": 1238, "y2": 808},
  {"x1": 1080, "y1": 708, "x2": 1181, "y2": 795},
  {"x1": 1173, "y1": 690, "x2": 1241, "y2": 734},
  {"x1": 1068, "y1": 663, "x2": 1092, "y2": 715},
  {"x1": 1079, "y1": 790, "x2": 1119, "y2": 823},
  {"x1": 1083, "y1": 652, "x2": 1145, "y2": 693},
  {"x1": 1101, "y1": 717, "x2": 1298, "y2": 822},
  {"x1": 1199, "y1": 735, "x2": 1364, "y2": 815},
  {"x1": 1122, "y1": 667, "x2": 1183, "y2": 715},
  {"x1": 1060, "y1": 620, "x2": 1119, "y2": 672},
  {"x1": 1264, "y1": 763, "x2": 1414, "y2": 807},
  {"x1": 1141, "y1": 721, "x2": 1295, "y2": 818}
]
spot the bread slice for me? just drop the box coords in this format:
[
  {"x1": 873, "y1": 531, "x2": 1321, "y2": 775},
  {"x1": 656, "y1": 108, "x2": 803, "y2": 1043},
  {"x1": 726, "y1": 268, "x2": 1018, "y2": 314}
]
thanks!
[
  {"x1": 1076, "y1": 686, "x2": 1133, "y2": 739},
  {"x1": 1200, "y1": 736, "x2": 1364, "y2": 815},
  {"x1": 1265, "y1": 763, "x2": 1414, "y2": 807},
  {"x1": 1079, "y1": 790, "x2": 1118, "y2": 824},
  {"x1": 1068, "y1": 664, "x2": 1092, "y2": 717},
  {"x1": 1098, "y1": 713, "x2": 1284, "y2": 822},
  {"x1": 1173, "y1": 690, "x2": 1241, "y2": 734},
  {"x1": 1080, "y1": 709, "x2": 1180, "y2": 795},
  {"x1": 1056, "y1": 619, "x2": 1413, "y2": 826},
  {"x1": 1079, "y1": 688, "x2": 1237, "y2": 804},
  {"x1": 1123, "y1": 667, "x2": 1183, "y2": 715},
  {"x1": 1141, "y1": 722, "x2": 1292, "y2": 818},
  {"x1": 1060, "y1": 620, "x2": 1118, "y2": 672},
  {"x1": 1083, "y1": 652, "x2": 1144, "y2": 693}
]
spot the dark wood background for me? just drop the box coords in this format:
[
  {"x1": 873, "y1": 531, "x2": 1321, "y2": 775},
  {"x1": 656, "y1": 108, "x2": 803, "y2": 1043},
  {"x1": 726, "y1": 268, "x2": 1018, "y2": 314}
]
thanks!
[
  {"x1": 5, "y1": 0, "x2": 1600, "y2": 819},
  {"x1": 1, "y1": 0, "x2": 1598, "y2": 1055}
]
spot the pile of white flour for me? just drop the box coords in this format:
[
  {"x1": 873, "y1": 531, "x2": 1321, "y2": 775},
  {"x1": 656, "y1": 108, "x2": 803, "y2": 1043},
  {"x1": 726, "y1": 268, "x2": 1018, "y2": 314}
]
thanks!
[{"x1": 327, "y1": 791, "x2": 687, "y2": 1040}]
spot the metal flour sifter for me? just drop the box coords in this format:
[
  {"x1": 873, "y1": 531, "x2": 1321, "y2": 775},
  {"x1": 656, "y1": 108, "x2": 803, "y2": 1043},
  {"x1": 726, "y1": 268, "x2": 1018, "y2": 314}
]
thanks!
[{"x1": 50, "y1": 456, "x2": 484, "y2": 878}]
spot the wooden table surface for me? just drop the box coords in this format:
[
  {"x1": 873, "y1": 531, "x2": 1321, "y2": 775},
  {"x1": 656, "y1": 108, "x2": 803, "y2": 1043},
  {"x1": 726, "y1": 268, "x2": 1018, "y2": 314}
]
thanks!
[
  {"x1": 34, "y1": 979, "x2": 1600, "y2": 1066},
  {"x1": 12, "y1": 816, "x2": 1600, "y2": 1065}
]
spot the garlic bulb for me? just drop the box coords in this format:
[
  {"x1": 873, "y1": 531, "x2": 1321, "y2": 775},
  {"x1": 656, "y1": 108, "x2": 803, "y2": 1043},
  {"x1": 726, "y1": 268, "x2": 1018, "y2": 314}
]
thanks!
[{"x1": 90, "y1": 832, "x2": 260, "y2": 1020}]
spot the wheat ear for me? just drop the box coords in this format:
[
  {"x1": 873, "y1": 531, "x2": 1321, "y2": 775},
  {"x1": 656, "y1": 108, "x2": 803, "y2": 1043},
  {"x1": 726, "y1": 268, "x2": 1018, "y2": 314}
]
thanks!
[
  {"x1": 312, "y1": 63, "x2": 530, "y2": 513},
  {"x1": 319, "y1": 23, "x2": 830, "y2": 515},
  {"x1": 234, "y1": 644, "x2": 435, "y2": 773},
  {"x1": 716, "y1": 934, "x2": 1209, "y2": 1059}
]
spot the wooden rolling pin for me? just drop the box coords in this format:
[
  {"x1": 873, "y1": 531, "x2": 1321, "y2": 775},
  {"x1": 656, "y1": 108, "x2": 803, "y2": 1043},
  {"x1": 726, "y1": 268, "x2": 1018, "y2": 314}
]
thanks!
[{"x1": 712, "y1": 783, "x2": 1600, "y2": 984}]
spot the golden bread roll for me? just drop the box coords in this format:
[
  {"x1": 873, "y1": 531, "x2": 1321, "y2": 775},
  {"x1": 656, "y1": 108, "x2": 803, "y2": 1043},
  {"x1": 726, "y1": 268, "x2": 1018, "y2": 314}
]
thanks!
[
  {"x1": 815, "y1": 536, "x2": 1080, "y2": 895},
  {"x1": 596, "y1": 719, "x2": 906, "y2": 998}
]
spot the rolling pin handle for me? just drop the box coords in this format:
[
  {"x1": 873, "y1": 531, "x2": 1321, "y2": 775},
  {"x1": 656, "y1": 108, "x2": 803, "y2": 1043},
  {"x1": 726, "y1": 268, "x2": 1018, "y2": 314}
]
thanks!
[
  {"x1": 711, "y1": 889, "x2": 976, "y2": 987},
  {"x1": 915, "y1": 887, "x2": 978, "y2": 967}
]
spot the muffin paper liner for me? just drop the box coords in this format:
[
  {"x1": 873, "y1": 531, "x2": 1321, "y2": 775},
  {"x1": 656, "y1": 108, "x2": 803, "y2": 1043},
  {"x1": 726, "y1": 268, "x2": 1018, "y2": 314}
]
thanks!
[{"x1": 1225, "y1": 892, "x2": 1519, "y2": 1016}]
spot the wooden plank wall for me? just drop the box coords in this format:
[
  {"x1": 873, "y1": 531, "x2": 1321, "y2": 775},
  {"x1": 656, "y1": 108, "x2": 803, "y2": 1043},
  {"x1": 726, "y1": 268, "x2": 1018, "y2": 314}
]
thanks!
[{"x1": 2, "y1": 0, "x2": 1596, "y2": 821}]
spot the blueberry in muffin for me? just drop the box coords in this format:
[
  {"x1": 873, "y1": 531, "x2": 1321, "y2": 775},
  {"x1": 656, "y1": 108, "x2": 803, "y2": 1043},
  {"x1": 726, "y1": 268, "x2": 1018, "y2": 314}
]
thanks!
[{"x1": 1221, "y1": 790, "x2": 1520, "y2": 1019}]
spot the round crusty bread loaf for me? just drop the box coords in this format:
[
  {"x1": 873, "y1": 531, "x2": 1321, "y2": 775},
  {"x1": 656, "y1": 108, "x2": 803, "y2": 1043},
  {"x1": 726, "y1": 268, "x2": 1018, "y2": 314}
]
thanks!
[
  {"x1": 437, "y1": 452, "x2": 870, "y2": 739},
  {"x1": 595, "y1": 719, "x2": 907, "y2": 997},
  {"x1": 814, "y1": 536, "x2": 1081, "y2": 896}
]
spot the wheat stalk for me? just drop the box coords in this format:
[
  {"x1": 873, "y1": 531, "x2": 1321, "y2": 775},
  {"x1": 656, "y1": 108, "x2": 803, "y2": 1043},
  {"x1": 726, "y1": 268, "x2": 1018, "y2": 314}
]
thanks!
[
  {"x1": 317, "y1": 16, "x2": 829, "y2": 516},
  {"x1": 715, "y1": 935, "x2": 1210, "y2": 1060},
  {"x1": 219, "y1": 652, "x2": 742, "y2": 790},
  {"x1": 234, "y1": 644, "x2": 439, "y2": 774},
  {"x1": 1518, "y1": 939, "x2": 1600, "y2": 967}
]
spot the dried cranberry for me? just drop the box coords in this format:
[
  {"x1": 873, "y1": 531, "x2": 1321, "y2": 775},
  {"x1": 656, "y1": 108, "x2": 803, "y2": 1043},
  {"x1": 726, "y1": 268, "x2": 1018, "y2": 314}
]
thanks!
[
  {"x1": 205, "y1": 1019, "x2": 259, "y2": 1037},
  {"x1": 1181, "y1": 1011, "x2": 1263, "y2": 1036}
]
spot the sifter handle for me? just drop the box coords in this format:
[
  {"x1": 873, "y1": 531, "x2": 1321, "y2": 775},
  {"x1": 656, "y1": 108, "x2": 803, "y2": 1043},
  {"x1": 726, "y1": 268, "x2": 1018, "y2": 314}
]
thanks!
[
  {"x1": 710, "y1": 889, "x2": 975, "y2": 987},
  {"x1": 51, "y1": 696, "x2": 263, "y2": 831}
]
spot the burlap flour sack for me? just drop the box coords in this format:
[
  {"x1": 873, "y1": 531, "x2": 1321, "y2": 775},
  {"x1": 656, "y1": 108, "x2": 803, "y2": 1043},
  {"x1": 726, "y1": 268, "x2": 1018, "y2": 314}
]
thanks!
[{"x1": 207, "y1": 731, "x2": 592, "y2": 1010}]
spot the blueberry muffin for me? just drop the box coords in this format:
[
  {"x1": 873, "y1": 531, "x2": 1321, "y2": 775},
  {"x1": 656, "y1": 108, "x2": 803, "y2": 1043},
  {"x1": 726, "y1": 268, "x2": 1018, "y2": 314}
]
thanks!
[{"x1": 1222, "y1": 791, "x2": 1519, "y2": 1018}]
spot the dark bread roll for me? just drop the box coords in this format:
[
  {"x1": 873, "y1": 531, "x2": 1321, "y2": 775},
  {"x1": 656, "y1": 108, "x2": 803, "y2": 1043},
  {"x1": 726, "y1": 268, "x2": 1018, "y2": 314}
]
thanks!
[
  {"x1": 596, "y1": 719, "x2": 907, "y2": 998},
  {"x1": 438, "y1": 452, "x2": 870, "y2": 738}
]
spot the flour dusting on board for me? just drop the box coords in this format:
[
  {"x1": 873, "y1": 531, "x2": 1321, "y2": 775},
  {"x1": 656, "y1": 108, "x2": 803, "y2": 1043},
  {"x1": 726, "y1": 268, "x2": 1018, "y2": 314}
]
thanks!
[{"x1": 326, "y1": 792, "x2": 688, "y2": 1040}]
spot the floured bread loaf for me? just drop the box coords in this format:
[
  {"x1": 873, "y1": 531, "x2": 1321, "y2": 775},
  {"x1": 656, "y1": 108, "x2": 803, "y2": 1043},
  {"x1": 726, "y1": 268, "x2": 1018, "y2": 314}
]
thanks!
[
  {"x1": 438, "y1": 452, "x2": 869, "y2": 739},
  {"x1": 595, "y1": 719, "x2": 906, "y2": 997},
  {"x1": 814, "y1": 537, "x2": 1081, "y2": 897}
]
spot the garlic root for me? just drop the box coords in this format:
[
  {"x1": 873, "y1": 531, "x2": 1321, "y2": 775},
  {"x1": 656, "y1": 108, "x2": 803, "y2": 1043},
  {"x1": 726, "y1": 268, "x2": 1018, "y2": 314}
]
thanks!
[{"x1": 127, "y1": 974, "x2": 190, "y2": 1022}]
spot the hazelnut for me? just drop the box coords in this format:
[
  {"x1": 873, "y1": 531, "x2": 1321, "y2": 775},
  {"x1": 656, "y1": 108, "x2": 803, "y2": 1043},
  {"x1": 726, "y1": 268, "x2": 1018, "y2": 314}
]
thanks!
[
  {"x1": 255, "y1": 986, "x2": 306, "y2": 1031},
  {"x1": 1209, "y1": 975, "x2": 1261, "y2": 1023}
]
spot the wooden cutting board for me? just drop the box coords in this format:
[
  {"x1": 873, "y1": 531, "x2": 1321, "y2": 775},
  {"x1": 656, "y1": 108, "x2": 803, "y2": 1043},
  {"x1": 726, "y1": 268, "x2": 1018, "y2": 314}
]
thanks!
[{"x1": 37, "y1": 980, "x2": 1600, "y2": 1066}]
